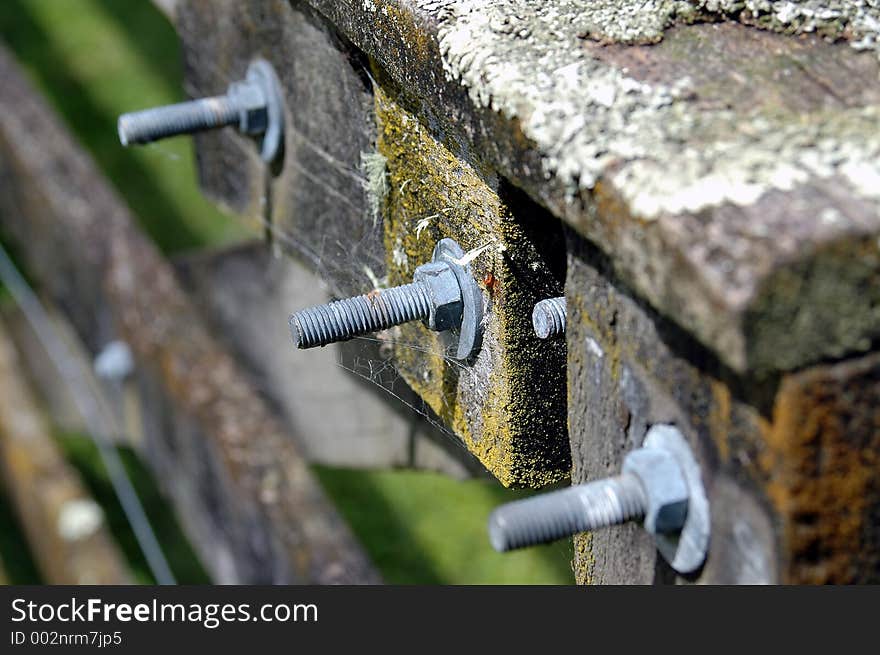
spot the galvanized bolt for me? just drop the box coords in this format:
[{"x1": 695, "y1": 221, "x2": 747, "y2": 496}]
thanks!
[
  {"x1": 488, "y1": 424, "x2": 710, "y2": 574},
  {"x1": 289, "y1": 238, "x2": 484, "y2": 361},
  {"x1": 532, "y1": 296, "x2": 566, "y2": 339},
  {"x1": 117, "y1": 59, "x2": 284, "y2": 163},
  {"x1": 490, "y1": 472, "x2": 648, "y2": 552}
]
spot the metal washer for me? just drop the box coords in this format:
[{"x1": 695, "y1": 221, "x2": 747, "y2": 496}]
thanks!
[
  {"x1": 644, "y1": 424, "x2": 711, "y2": 574},
  {"x1": 432, "y1": 238, "x2": 483, "y2": 361},
  {"x1": 246, "y1": 59, "x2": 285, "y2": 163}
]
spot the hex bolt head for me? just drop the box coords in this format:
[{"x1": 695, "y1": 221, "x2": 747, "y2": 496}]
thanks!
[
  {"x1": 226, "y1": 80, "x2": 269, "y2": 135},
  {"x1": 289, "y1": 238, "x2": 483, "y2": 361},
  {"x1": 532, "y1": 296, "x2": 566, "y2": 339},
  {"x1": 413, "y1": 261, "x2": 464, "y2": 331},
  {"x1": 117, "y1": 59, "x2": 285, "y2": 163},
  {"x1": 622, "y1": 447, "x2": 689, "y2": 535},
  {"x1": 487, "y1": 424, "x2": 710, "y2": 574}
]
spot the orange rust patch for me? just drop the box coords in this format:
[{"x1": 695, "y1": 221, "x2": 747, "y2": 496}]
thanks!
[{"x1": 761, "y1": 352, "x2": 880, "y2": 583}]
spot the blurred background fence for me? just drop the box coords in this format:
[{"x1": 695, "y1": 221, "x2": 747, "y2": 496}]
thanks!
[{"x1": 0, "y1": 0, "x2": 572, "y2": 585}]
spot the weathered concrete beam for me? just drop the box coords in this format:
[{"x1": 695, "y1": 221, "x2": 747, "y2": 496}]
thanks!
[
  {"x1": 0, "y1": 321, "x2": 131, "y2": 585},
  {"x1": 179, "y1": 0, "x2": 383, "y2": 297},
  {"x1": 162, "y1": 0, "x2": 880, "y2": 582},
  {"x1": 0, "y1": 43, "x2": 380, "y2": 584},
  {"x1": 171, "y1": 0, "x2": 880, "y2": 486},
  {"x1": 566, "y1": 233, "x2": 880, "y2": 584},
  {"x1": 373, "y1": 89, "x2": 569, "y2": 487},
  {"x1": 300, "y1": 1, "x2": 880, "y2": 375},
  {"x1": 175, "y1": 0, "x2": 570, "y2": 487}
]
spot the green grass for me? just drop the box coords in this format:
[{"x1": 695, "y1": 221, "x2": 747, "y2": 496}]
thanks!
[
  {"x1": 316, "y1": 467, "x2": 573, "y2": 584},
  {"x1": 0, "y1": 0, "x2": 574, "y2": 585}
]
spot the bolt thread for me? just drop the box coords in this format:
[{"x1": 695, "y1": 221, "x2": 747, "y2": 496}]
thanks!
[
  {"x1": 118, "y1": 95, "x2": 240, "y2": 146},
  {"x1": 532, "y1": 296, "x2": 567, "y2": 339},
  {"x1": 488, "y1": 473, "x2": 647, "y2": 552},
  {"x1": 290, "y1": 282, "x2": 432, "y2": 349}
]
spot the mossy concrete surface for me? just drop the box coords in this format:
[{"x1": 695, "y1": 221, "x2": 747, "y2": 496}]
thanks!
[
  {"x1": 567, "y1": 234, "x2": 880, "y2": 584},
  {"x1": 306, "y1": 0, "x2": 880, "y2": 375},
  {"x1": 176, "y1": 0, "x2": 570, "y2": 487},
  {"x1": 376, "y1": 87, "x2": 569, "y2": 488}
]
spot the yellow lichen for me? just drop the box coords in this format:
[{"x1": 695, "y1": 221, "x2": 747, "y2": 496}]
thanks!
[
  {"x1": 374, "y1": 84, "x2": 569, "y2": 487},
  {"x1": 573, "y1": 533, "x2": 595, "y2": 585}
]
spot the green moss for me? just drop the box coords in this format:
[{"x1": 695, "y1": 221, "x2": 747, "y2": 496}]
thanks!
[
  {"x1": 572, "y1": 533, "x2": 595, "y2": 585},
  {"x1": 361, "y1": 151, "x2": 389, "y2": 227},
  {"x1": 375, "y1": 86, "x2": 569, "y2": 487},
  {"x1": 745, "y1": 236, "x2": 880, "y2": 373}
]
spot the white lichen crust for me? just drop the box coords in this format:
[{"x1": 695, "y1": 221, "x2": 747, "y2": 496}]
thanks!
[
  {"x1": 580, "y1": 1, "x2": 880, "y2": 48},
  {"x1": 415, "y1": 0, "x2": 880, "y2": 221}
]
